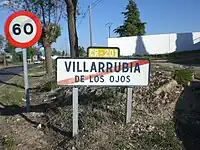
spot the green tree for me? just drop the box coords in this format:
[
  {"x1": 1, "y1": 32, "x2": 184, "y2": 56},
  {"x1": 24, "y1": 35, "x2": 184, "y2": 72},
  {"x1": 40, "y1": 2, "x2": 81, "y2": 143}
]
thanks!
[
  {"x1": 78, "y1": 46, "x2": 85, "y2": 56},
  {"x1": 2, "y1": 0, "x2": 64, "y2": 74},
  {"x1": 114, "y1": 0, "x2": 146, "y2": 37},
  {"x1": 52, "y1": 48, "x2": 61, "y2": 56},
  {"x1": 0, "y1": 35, "x2": 5, "y2": 50},
  {"x1": 57, "y1": 51, "x2": 61, "y2": 56},
  {"x1": 62, "y1": 50, "x2": 65, "y2": 56},
  {"x1": 52, "y1": 48, "x2": 57, "y2": 55},
  {"x1": 38, "y1": 23, "x2": 61, "y2": 47},
  {"x1": 4, "y1": 41, "x2": 16, "y2": 53},
  {"x1": 27, "y1": 46, "x2": 37, "y2": 59},
  {"x1": 12, "y1": 52, "x2": 23, "y2": 62},
  {"x1": 4, "y1": 40, "x2": 22, "y2": 63}
]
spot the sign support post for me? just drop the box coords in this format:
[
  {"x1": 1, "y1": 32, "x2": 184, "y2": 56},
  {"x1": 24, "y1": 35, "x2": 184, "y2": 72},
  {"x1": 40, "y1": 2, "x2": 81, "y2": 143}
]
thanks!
[
  {"x1": 72, "y1": 87, "x2": 78, "y2": 137},
  {"x1": 126, "y1": 87, "x2": 133, "y2": 123},
  {"x1": 23, "y1": 49, "x2": 30, "y2": 112}
]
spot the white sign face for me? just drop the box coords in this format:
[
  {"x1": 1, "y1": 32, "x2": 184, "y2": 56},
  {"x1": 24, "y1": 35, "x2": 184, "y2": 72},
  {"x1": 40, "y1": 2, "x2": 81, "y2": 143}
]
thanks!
[
  {"x1": 4, "y1": 11, "x2": 42, "y2": 48},
  {"x1": 56, "y1": 58, "x2": 150, "y2": 86},
  {"x1": 9, "y1": 15, "x2": 37, "y2": 43}
]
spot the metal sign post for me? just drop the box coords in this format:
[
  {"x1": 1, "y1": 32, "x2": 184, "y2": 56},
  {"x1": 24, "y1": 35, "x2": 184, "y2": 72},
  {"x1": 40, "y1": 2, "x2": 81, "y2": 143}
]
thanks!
[
  {"x1": 126, "y1": 87, "x2": 133, "y2": 123},
  {"x1": 72, "y1": 87, "x2": 78, "y2": 137},
  {"x1": 87, "y1": 47, "x2": 133, "y2": 124},
  {"x1": 23, "y1": 49, "x2": 30, "y2": 112}
]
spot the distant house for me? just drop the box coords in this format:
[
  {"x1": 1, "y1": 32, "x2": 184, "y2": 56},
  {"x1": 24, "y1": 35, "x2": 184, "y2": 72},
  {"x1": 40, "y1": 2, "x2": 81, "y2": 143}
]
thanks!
[
  {"x1": 5, "y1": 53, "x2": 13, "y2": 62},
  {"x1": 0, "y1": 53, "x2": 13, "y2": 63},
  {"x1": 33, "y1": 55, "x2": 38, "y2": 61},
  {"x1": 52, "y1": 55, "x2": 59, "y2": 60},
  {"x1": 38, "y1": 55, "x2": 61, "y2": 60},
  {"x1": 40, "y1": 56, "x2": 45, "y2": 60},
  {"x1": 27, "y1": 59, "x2": 31, "y2": 64}
]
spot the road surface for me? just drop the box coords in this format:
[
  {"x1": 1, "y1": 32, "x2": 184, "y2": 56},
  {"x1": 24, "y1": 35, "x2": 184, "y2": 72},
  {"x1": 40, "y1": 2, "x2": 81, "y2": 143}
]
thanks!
[{"x1": 0, "y1": 65, "x2": 36, "y2": 87}]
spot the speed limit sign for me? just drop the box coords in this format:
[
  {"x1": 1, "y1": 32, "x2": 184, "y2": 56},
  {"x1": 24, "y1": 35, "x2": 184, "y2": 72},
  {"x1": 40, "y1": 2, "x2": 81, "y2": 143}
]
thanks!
[
  {"x1": 4, "y1": 10, "x2": 42, "y2": 48},
  {"x1": 4, "y1": 11, "x2": 42, "y2": 113}
]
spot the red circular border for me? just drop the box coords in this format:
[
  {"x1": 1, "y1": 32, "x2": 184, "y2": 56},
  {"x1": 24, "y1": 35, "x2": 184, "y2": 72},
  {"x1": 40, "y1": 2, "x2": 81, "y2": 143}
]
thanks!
[{"x1": 4, "y1": 10, "x2": 42, "y2": 48}]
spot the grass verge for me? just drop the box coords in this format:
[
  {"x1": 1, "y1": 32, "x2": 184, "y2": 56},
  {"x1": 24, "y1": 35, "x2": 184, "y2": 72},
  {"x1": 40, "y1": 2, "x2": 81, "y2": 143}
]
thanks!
[{"x1": 0, "y1": 65, "x2": 45, "y2": 106}]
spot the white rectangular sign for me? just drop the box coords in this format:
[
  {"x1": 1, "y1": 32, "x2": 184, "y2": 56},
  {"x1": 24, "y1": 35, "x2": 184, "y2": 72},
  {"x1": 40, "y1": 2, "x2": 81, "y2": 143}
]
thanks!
[{"x1": 56, "y1": 58, "x2": 150, "y2": 86}]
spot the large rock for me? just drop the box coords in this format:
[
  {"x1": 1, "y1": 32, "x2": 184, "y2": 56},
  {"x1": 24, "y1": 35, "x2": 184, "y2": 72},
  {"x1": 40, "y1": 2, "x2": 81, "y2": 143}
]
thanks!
[{"x1": 154, "y1": 79, "x2": 178, "y2": 95}]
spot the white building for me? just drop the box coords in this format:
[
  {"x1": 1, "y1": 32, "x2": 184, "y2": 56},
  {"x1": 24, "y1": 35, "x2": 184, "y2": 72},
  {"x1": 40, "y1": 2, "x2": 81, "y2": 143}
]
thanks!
[{"x1": 108, "y1": 32, "x2": 200, "y2": 56}]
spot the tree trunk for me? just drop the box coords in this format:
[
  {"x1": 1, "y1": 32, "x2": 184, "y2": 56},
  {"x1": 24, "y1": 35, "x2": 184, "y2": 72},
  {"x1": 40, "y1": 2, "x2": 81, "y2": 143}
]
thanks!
[
  {"x1": 66, "y1": 0, "x2": 79, "y2": 57},
  {"x1": 42, "y1": 36, "x2": 52, "y2": 74},
  {"x1": 3, "y1": 53, "x2": 6, "y2": 66}
]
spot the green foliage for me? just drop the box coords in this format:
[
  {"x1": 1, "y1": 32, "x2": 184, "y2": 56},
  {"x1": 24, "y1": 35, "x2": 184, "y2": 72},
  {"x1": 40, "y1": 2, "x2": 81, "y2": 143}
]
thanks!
[
  {"x1": 114, "y1": 0, "x2": 146, "y2": 37},
  {"x1": 52, "y1": 48, "x2": 61, "y2": 56},
  {"x1": 0, "y1": 34, "x2": 5, "y2": 50},
  {"x1": 3, "y1": 40, "x2": 21, "y2": 62},
  {"x1": 39, "y1": 23, "x2": 61, "y2": 46},
  {"x1": 172, "y1": 69, "x2": 194, "y2": 86},
  {"x1": 26, "y1": 46, "x2": 37, "y2": 59},
  {"x1": 2, "y1": 0, "x2": 63, "y2": 47},
  {"x1": 79, "y1": 46, "x2": 85, "y2": 56},
  {"x1": 2, "y1": 0, "x2": 65, "y2": 24},
  {"x1": 12, "y1": 52, "x2": 23, "y2": 62},
  {"x1": 4, "y1": 41, "x2": 16, "y2": 53},
  {"x1": 53, "y1": 59, "x2": 57, "y2": 70},
  {"x1": 62, "y1": 50, "x2": 65, "y2": 56},
  {"x1": 41, "y1": 80, "x2": 58, "y2": 92},
  {"x1": 2, "y1": 135, "x2": 16, "y2": 149}
]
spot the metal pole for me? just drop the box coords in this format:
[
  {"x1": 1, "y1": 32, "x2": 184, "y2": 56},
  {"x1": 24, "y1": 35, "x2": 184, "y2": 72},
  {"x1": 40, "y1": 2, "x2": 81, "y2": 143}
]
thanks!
[
  {"x1": 106, "y1": 22, "x2": 113, "y2": 38},
  {"x1": 89, "y1": 4, "x2": 93, "y2": 46},
  {"x1": 169, "y1": 34, "x2": 171, "y2": 53},
  {"x1": 126, "y1": 87, "x2": 133, "y2": 123},
  {"x1": 109, "y1": 26, "x2": 111, "y2": 38},
  {"x1": 23, "y1": 49, "x2": 30, "y2": 112},
  {"x1": 73, "y1": 87, "x2": 78, "y2": 137}
]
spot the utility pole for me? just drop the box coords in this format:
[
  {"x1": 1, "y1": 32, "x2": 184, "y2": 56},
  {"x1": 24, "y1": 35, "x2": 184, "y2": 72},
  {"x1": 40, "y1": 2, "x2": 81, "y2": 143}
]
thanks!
[
  {"x1": 89, "y1": 4, "x2": 93, "y2": 46},
  {"x1": 105, "y1": 22, "x2": 113, "y2": 38}
]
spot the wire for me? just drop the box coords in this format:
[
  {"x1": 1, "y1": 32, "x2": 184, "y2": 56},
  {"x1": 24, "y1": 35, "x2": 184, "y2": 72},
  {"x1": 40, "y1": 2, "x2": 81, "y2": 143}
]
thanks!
[
  {"x1": 91, "y1": 0, "x2": 103, "y2": 9},
  {"x1": 77, "y1": 0, "x2": 103, "y2": 28},
  {"x1": 77, "y1": 8, "x2": 89, "y2": 28}
]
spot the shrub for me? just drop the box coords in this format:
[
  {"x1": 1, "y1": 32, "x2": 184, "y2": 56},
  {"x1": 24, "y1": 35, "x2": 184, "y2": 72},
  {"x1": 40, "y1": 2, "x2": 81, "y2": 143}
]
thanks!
[
  {"x1": 172, "y1": 69, "x2": 193, "y2": 86},
  {"x1": 41, "y1": 80, "x2": 58, "y2": 92},
  {"x1": 2, "y1": 135, "x2": 16, "y2": 149}
]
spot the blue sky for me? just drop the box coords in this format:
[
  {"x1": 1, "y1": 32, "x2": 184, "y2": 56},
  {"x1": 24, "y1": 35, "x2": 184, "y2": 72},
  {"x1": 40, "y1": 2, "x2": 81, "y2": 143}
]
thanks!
[{"x1": 1, "y1": 0, "x2": 200, "y2": 52}]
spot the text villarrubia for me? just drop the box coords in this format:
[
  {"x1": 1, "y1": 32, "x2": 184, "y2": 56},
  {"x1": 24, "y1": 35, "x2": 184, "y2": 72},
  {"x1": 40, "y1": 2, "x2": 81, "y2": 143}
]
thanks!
[{"x1": 65, "y1": 61, "x2": 141, "y2": 73}]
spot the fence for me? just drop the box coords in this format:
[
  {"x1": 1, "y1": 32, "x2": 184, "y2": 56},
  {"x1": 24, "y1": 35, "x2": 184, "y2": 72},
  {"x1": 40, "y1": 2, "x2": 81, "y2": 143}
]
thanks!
[{"x1": 108, "y1": 32, "x2": 200, "y2": 56}]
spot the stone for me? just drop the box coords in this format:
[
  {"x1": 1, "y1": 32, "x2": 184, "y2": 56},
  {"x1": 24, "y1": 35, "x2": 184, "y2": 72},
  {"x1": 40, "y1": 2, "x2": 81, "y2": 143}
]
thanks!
[
  {"x1": 154, "y1": 80, "x2": 178, "y2": 95},
  {"x1": 37, "y1": 124, "x2": 42, "y2": 129}
]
